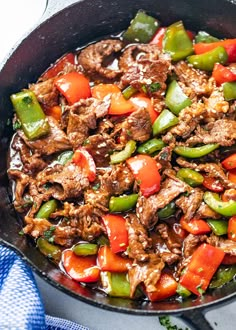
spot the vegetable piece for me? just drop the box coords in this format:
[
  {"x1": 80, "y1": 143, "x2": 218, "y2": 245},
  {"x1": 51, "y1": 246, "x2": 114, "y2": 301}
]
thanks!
[
  {"x1": 97, "y1": 246, "x2": 132, "y2": 272},
  {"x1": 222, "y1": 254, "x2": 236, "y2": 265},
  {"x1": 37, "y1": 237, "x2": 61, "y2": 261},
  {"x1": 56, "y1": 150, "x2": 73, "y2": 165},
  {"x1": 223, "y1": 82, "x2": 236, "y2": 101},
  {"x1": 149, "y1": 27, "x2": 166, "y2": 48},
  {"x1": 202, "y1": 175, "x2": 224, "y2": 193},
  {"x1": 152, "y1": 109, "x2": 179, "y2": 136},
  {"x1": 180, "y1": 217, "x2": 211, "y2": 235},
  {"x1": 195, "y1": 31, "x2": 219, "y2": 44},
  {"x1": 174, "y1": 144, "x2": 219, "y2": 158},
  {"x1": 187, "y1": 46, "x2": 228, "y2": 71},
  {"x1": 157, "y1": 202, "x2": 176, "y2": 219},
  {"x1": 207, "y1": 219, "x2": 228, "y2": 236},
  {"x1": 137, "y1": 138, "x2": 166, "y2": 155},
  {"x1": 228, "y1": 169, "x2": 236, "y2": 184},
  {"x1": 110, "y1": 140, "x2": 136, "y2": 165},
  {"x1": 109, "y1": 194, "x2": 138, "y2": 213},
  {"x1": 129, "y1": 93, "x2": 159, "y2": 124},
  {"x1": 62, "y1": 250, "x2": 100, "y2": 282},
  {"x1": 72, "y1": 147, "x2": 96, "y2": 182},
  {"x1": 54, "y1": 71, "x2": 91, "y2": 105},
  {"x1": 228, "y1": 216, "x2": 236, "y2": 241},
  {"x1": 41, "y1": 53, "x2": 75, "y2": 80},
  {"x1": 222, "y1": 189, "x2": 236, "y2": 202},
  {"x1": 44, "y1": 105, "x2": 62, "y2": 121},
  {"x1": 102, "y1": 214, "x2": 128, "y2": 253},
  {"x1": 165, "y1": 80, "x2": 192, "y2": 116},
  {"x1": 163, "y1": 21, "x2": 193, "y2": 61},
  {"x1": 72, "y1": 243, "x2": 98, "y2": 256},
  {"x1": 123, "y1": 10, "x2": 159, "y2": 43},
  {"x1": 92, "y1": 84, "x2": 135, "y2": 115},
  {"x1": 194, "y1": 39, "x2": 236, "y2": 63},
  {"x1": 122, "y1": 85, "x2": 138, "y2": 100},
  {"x1": 212, "y1": 63, "x2": 236, "y2": 86},
  {"x1": 176, "y1": 283, "x2": 192, "y2": 298},
  {"x1": 10, "y1": 90, "x2": 50, "y2": 140},
  {"x1": 126, "y1": 154, "x2": 161, "y2": 197},
  {"x1": 222, "y1": 153, "x2": 236, "y2": 170},
  {"x1": 100, "y1": 271, "x2": 131, "y2": 298},
  {"x1": 204, "y1": 192, "x2": 236, "y2": 217},
  {"x1": 145, "y1": 273, "x2": 178, "y2": 302},
  {"x1": 176, "y1": 168, "x2": 204, "y2": 187},
  {"x1": 179, "y1": 243, "x2": 225, "y2": 296},
  {"x1": 36, "y1": 200, "x2": 58, "y2": 219},
  {"x1": 209, "y1": 265, "x2": 236, "y2": 289}
]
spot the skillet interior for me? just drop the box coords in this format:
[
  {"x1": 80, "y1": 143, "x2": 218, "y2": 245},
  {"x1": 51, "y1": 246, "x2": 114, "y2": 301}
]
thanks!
[{"x1": 1, "y1": 0, "x2": 236, "y2": 315}]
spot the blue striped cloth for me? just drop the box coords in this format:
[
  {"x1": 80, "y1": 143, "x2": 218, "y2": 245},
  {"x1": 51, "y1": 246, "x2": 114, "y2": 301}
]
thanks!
[{"x1": 0, "y1": 245, "x2": 89, "y2": 330}]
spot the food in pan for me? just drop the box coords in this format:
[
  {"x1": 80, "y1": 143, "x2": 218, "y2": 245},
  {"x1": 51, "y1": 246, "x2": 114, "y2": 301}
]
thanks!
[{"x1": 8, "y1": 10, "x2": 236, "y2": 301}]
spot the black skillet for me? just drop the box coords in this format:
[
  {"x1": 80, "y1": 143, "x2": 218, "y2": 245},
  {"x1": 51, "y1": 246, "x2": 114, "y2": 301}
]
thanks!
[{"x1": 0, "y1": 1, "x2": 236, "y2": 329}]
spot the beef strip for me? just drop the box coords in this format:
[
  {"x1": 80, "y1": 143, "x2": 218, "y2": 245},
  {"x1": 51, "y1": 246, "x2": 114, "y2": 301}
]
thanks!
[
  {"x1": 29, "y1": 78, "x2": 59, "y2": 108},
  {"x1": 195, "y1": 202, "x2": 221, "y2": 219},
  {"x1": 207, "y1": 234, "x2": 236, "y2": 255},
  {"x1": 175, "y1": 188, "x2": 204, "y2": 221},
  {"x1": 84, "y1": 189, "x2": 109, "y2": 211},
  {"x1": 203, "y1": 89, "x2": 229, "y2": 121},
  {"x1": 126, "y1": 214, "x2": 152, "y2": 262},
  {"x1": 183, "y1": 234, "x2": 207, "y2": 258},
  {"x1": 156, "y1": 223, "x2": 182, "y2": 255},
  {"x1": 19, "y1": 116, "x2": 71, "y2": 156},
  {"x1": 185, "y1": 119, "x2": 236, "y2": 147},
  {"x1": 154, "y1": 146, "x2": 172, "y2": 169},
  {"x1": 23, "y1": 216, "x2": 52, "y2": 237},
  {"x1": 176, "y1": 157, "x2": 236, "y2": 190},
  {"x1": 78, "y1": 39, "x2": 123, "y2": 80}
]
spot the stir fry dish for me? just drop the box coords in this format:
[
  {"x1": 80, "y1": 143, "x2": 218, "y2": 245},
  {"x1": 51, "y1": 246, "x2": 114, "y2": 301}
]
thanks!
[{"x1": 8, "y1": 10, "x2": 236, "y2": 302}]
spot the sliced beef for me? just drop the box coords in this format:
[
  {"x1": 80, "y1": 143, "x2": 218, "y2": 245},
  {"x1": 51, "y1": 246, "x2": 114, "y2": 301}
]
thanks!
[
  {"x1": 29, "y1": 78, "x2": 58, "y2": 108},
  {"x1": 173, "y1": 61, "x2": 214, "y2": 96},
  {"x1": 53, "y1": 225, "x2": 78, "y2": 246},
  {"x1": 183, "y1": 234, "x2": 207, "y2": 258},
  {"x1": 156, "y1": 223, "x2": 182, "y2": 255},
  {"x1": 23, "y1": 216, "x2": 52, "y2": 237},
  {"x1": 195, "y1": 202, "x2": 221, "y2": 219},
  {"x1": 207, "y1": 234, "x2": 236, "y2": 255},
  {"x1": 128, "y1": 253, "x2": 165, "y2": 297},
  {"x1": 78, "y1": 39, "x2": 123, "y2": 80},
  {"x1": 186, "y1": 119, "x2": 236, "y2": 147},
  {"x1": 84, "y1": 189, "x2": 109, "y2": 211},
  {"x1": 175, "y1": 188, "x2": 204, "y2": 221},
  {"x1": 100, "y1": 163, "x2": 134, "y2": 196},
  {"x1": 203, "y1": 89, "x2": 229, "y2": 121},
  {"x1": 37, "y1": 161, "x2": 90, "y2": 200},
  {"x1": 119, "y1": 107, "x2": 152, "y2": 144},
  {"x1": 19, "y1": 116, "x2": 71, "y2": 156},
  {"x1": 84, "y1": 133, "x2": 116, "y2": 167},
  {"x1": 126, "y1": 214, "x2": 152, "y2": 262},
  {"x1": 155, "y1": 146, "x2": 172, "y2": 169}
]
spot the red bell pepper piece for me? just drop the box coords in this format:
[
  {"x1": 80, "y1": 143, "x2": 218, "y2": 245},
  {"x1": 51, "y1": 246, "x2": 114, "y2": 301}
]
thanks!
[
  {"x1": 180, "y1": 217, "x2": 211, "y2": 235},
  {"x1": 129, "y1": 93, "x2": 159, "y2": 124},
  {"x1": 72, "y1": 147, "x2": 96, "y2": 182},
  {"x1": 44, "y1": 105, "x2": 62, "y2": 121},
  {"x1": 179, "y1": 243, "x2": 225, "y2": 295},
  {"x1": 212, "y1": 63, "x2": 236, "y2": 85},
  {"x1": 228, "y1": 216, "x2": 236, "y2": 242},
  {"x1": 97, "y1": 245, "x2": 132, "y2": 272},
  {"x1": 222, "y1": 153, "x2": 236, "y2": 170},
  {"x1": 228, "y1": 168, "x2": 236, "y2": 184},
  {"x1": 202, "y1": 175, "x2": 224, "y2": 192},
  {"x1": 145, "y1": 273, "x2": 178, "y2": 302},
  {"x1": 62, "y1": 250, "x2": 100, "y2": 283},
  {"x1": 149, "y1": 27, "x2": 166, "y2": 48},
  {"x1": 91, "y1": 83, "x2": 135, "y2": 115},
  {"x1": 126, "y1": 154, "x2": 161, "y2": 198},
  {"x1": 41, "y1": 53, "x2": 75, "y2": 80},
  {"x1": 102, "y1": 214, "x2": 128, "y2": 253},
  {"x1": 194, "y1": 39, "x2": 236, "y2": 63},
  {"x1": 222, "y1": 254, "x2": 236, "y2": 265},
  {"x1": 172, "y1": 223, "x2": 188, "y2": 240},
  {"x1": 222, "y1": 189, "x2": 236, "y2": 202},
  {"x1": 54, "y1": 71, "x2": 91, "y2": 105}
]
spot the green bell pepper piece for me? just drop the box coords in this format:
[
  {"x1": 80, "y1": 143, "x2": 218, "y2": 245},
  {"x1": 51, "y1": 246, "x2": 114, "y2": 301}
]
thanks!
[
  {"x1": 165, "y1": 80, "x2": 192, "y2": 116},
  {"x1": 174, "y1": 144, "x2": 219, "y2": 158},
  {"x1": 157, "y1": 201, "x2": 176, "y2": 219},
  {"x1": 110, "y1": 140, "x2": 136, "y2": 164},
  {"x1": 100, "y1": 271, "x2": 131, "y2": 298},
  {"x1": 109, "y1": 194, "x2": 138, "y2": 212},
  {"x1": 176, "y1": 283, "x2": 192, "y2": 298},
  {"x1": 210, "y1": 265, "x2": 236, "y2": 289},
  {"x1": 204, "y1": 192, "x2": 236, "y2": 217},
  {"x1": 187, "y1": 46, "x2": 228, "y2": 71},
  {"x1": 37, "y1": 237, "x2": 61, "y2": 261},
  {"x1": 137, "y1": 138, "x2": 166, "y2": 155},
  {"x1": 57, "y1": 150, "x2": 73, "y2": 165},
  {"x1": 195, "y1": 31, "x2": 220, "y2": 44},
  {"x1": 122, "y1": 86, "x2": 138, "y2": 100},
  {"x1": 11, "y1": 90, "x2": 50, "y2": 140},
  {"x1": 36, "y1": 200, "x2": 58, "y2": 219},
  {"x1": 163, "y1": 21, "x2": 193, "y2": 61},
  {"x1": 97, "y1": 235, "x2": 110, "y2": 246},
  {"x1": 123, "y1": 10, "x2": 159, "y2": 43},
  {"x1": 72, "y1": 243, "x2": 98, "y2": 256},
  {"x1": 152, "y1": 109, "x2": 179, "y2": 136},
  {"x1": 176, "y1": 168, "x2": 204, "y2": 187},
  {"x1": 223, "y1": 82, "x2": 236, "y2": 101},
  {"x1": 207, "y1": 219, "x2": 228, "y2": 236}
]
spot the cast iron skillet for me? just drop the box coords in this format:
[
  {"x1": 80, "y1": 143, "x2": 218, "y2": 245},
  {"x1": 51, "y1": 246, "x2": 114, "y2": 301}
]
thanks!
[{"x1": 1, "y1": 0, "x2": 236, "y2": 329}]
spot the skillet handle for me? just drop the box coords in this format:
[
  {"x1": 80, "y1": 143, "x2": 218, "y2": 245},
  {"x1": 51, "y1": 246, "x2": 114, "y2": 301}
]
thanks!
[{"x1": 181, "y1": 310, "x2": 214, "y2": 330}]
